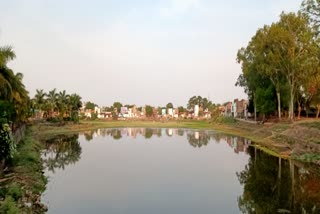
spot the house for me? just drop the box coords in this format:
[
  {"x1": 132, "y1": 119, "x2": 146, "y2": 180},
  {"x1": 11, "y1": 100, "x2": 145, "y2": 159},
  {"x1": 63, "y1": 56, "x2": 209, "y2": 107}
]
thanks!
[
  {"x1": 233, "y1": 99, "x2": 248, "y2": 118},
  {"x1": 203, "y1": 108, "x2": 211, "y2": 119},
  {"x1": 223, "y1": 102, "x2": 232, "y2": 117}
]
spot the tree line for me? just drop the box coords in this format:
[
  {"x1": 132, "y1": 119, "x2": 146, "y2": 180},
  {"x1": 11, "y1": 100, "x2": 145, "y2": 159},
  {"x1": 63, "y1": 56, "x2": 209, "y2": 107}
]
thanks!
[
  {"x1": 237, "y1": 1, "x2": 320, "y2": 121},
  {"x1": 0, "y1": 45, "x2": 83, "y2": 167},
  {"x1": 84, "y1": 95, "x2": 218, "y2": 119},
  {"x1": 32, "y1": 89, "x2": 82, "y2": 122}
]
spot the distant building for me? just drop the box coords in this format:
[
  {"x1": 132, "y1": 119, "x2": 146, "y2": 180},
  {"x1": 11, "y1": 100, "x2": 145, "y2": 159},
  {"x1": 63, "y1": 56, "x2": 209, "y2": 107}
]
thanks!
[{"x1": 194, "y1": 105, "x2": 199, "y2": 117}]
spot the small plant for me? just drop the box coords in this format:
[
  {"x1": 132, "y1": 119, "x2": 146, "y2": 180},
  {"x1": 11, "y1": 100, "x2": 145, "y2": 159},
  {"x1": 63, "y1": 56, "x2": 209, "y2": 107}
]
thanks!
[
  {"x1": 212, "y1": 116, "x2": 236, "y2": 124},
  {"x1": 7, "y1": 183, "x2": 22, "y2": 201},
  {"x1": 0, "y1": 196, "x2": 20, "y2": 214},
  {"x1": 0, "y1": 124, "x2": 16, "y2": 161},
  {"x1": 294, "y1": 153, "x2": 320, "y2": 163}
]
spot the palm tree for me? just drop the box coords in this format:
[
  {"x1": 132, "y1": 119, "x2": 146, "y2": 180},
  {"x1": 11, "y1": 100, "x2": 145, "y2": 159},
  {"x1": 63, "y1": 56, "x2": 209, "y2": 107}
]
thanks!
[
  {"x1": 46, "y1": 88, "x2": 58, "y2": 118},
  {"x1": 34, "y1": 89, "x2": 46, "y2": 118},
  {"x1": 0, "y1": 46, "x2": 29, "y2": 124},
  {"x1": 68, "y1": 93, "x2": 82, "y2": 122},
  {"x1": 57, "y1": 90, "x2": 69, "y2": 119},
  {"x1": 0, "y1": 46, "x2": 16, "y2": 100},
  {"x1": 10, "y1": 72, "x2": 29, "y2": 123}
]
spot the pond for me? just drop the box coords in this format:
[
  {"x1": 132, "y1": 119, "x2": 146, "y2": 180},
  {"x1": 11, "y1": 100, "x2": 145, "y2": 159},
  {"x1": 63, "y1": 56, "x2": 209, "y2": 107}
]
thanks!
[{"x1": 41, "y1": 128, "x2": 320, "y2": 214}]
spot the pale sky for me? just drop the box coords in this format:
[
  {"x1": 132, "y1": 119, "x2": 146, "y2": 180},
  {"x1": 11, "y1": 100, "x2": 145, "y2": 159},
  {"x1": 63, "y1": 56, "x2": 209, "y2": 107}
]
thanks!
[{"x1": 0, "y1": 0, "x2": 302, "y2": 107}]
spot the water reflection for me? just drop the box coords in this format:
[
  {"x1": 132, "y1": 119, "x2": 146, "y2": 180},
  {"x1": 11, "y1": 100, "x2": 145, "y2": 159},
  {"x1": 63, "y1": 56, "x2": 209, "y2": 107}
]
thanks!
[
  {"x1": 42, "y1": 134, "x2": 82, "y2": 173},
  {"x1": 42, "y1": 128, "x2": 320, "y2": 214},
  {"x1": 237, "y1": 147, "x2": 320, "y2": 213},
  {"x1": 79, "y1": 128, "x2": 251, "y2": 152}
]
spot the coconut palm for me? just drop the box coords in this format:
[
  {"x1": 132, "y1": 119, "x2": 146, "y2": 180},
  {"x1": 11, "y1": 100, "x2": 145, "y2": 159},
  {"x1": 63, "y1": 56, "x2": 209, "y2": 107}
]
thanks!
[
  {"x1": 34, "y1": 89, "x2": 46, "y2": 110},
  {"x1": 57, "y1": 90, "x2": 69, "y2": 119},
  {"x1": 0, "y1": 46, "x2": 16, "y2": 99},
  {"x1": 0, "y1": 46, "x2": 29, "y2": 124},
  {"x1": 68, "y1": 93, "x2": 82, "y2": 122},
  {"x1": 46, "y1": 88, "x2": 58, "y2": 118}
]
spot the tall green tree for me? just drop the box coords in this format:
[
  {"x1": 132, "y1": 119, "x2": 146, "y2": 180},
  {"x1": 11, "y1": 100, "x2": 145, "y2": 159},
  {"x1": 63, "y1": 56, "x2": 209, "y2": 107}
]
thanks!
[
  {"x1": 113, "y1": 102, "x2": 123, "y2": 113},
  {"x1": 57, "y1": 90, "x2": 69, "y2": 119},
  {"x1": 34, "y1": 89, "x2": 46, "y2": 113},
  {"x1": 166, "y1": 102, "x2": 173, "y2": 109},
  {"x1": 46, "y1": 88, "x2": 58, "y2": 118},
  {"x1": 238, "y1": 12, "x2": 319, "y2": 121},
  {"x1": 68, "y1": 93, "x2": 82, "y2": 122},
  {"x1": 302, "y1": 0, "x2": 320, "y2": 30},
  {"x1": 276, "y1": 12, "x2": 319, "y2": 120},
  {"x1": 0, "y1": 46, "x2": 16, "y2": 99},
  {"x1": 145, "y1": 105, "x2": 154, "y2": 117}
]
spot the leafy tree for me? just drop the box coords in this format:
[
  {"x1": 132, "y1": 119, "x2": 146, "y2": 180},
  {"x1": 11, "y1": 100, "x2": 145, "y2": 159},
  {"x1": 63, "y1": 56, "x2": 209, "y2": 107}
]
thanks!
[
  {"x1": 255, "y1": 85, "x2": 277, "y2": 120},
  {"x1": 302, "y1": 0, "x2": 320, "y2": 30},
  {"x1": 238, "y1": 12, "x2": 319, "y2": 121},
  {"x1": 68, "y1": 93, "x2": 82, "y2": 122},
  {"x1": 187, "y1": 96, "x2": 212, "y2": 110},
  {"x1": 0, "y1": 46, "x2": 16, "y2": 99},
  {"x1": 178, "y1": 106, "x2": 186, "y2": 113},
  {"x1": 113, "y1": 102, "x2": 123, "y2": 113},
  {"x1": 34, "y1": 89, "x2": 46, "y2": 113},
  {"x1": 145, "y1": 105, "x2": 153, "y2": 117},
  {"x1": 85, "y1": 101, "x2": 96, "y2": 110},
  {"x1": 46, "y1": 88, "x2": 58, "y2": 118},
  {"x1": 166, "y1": 102, "x2": 173, "y2": 109},
  {"x1": 57, "y1": 90, "x2": 69, "y2": 120},
  {"x1": 275, "y1": 12, "x2": 319, "y2": 120}
]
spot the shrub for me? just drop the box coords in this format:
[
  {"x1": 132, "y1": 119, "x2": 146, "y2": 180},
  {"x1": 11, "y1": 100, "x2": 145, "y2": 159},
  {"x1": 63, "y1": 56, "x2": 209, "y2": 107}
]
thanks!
[
  {"x1": 7, "y1": 183, "x2": 22, "y2": 201},
  {"x1": 212, "y1": 116, "x2": 236, "y2": 124},
  {"x1": 0, "y1": 196, "x2": 20, "y2": 214},
  {"x1": 0, "y1": 124, "x2": 16, "y2": 161}
]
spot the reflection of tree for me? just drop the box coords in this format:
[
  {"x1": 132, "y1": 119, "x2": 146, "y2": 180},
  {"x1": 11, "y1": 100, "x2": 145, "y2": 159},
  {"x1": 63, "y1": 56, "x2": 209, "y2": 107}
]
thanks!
[
  {"x1": 144, "y1": 128, "x2": 153, "y2": 139},
  {"x1": 237, "y1": 147, "x2": 320, "y2": 213},
  {"x1": 177, "y1": 129, "x2": 185, "y2": 136},
  {"x1": 187, "y1": 131, "x2": 210, "y2": 148},
  {"x1": 43, "y1": 134, "x2": 82, "y2": 173},
  {"x1": 110, "y1": 129, "x2": 122, "y2": 140},
  {"x1": 156, "y1": 129, "x2": 162, "y2": 137},
  {"x1": 84, "y1": 130, "x2": 94, "y2": 141}
]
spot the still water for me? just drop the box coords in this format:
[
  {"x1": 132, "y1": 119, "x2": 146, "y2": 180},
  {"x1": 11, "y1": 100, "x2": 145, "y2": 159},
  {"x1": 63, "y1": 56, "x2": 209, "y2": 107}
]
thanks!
[{"x1": 41, "y1": 128, "x2": 320, "y2": 214}]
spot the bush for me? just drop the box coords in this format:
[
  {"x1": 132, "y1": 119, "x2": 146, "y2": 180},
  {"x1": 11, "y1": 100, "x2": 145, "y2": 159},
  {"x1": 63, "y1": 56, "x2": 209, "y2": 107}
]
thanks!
[
  {"x1": 0, "y1": 196, "x2": 20, "y2": 214},
  {"x1": 212, "y1": 116, "x2": 236, "y2": 124},
  {"x1": 0, "y1": 124, "x2": 16, "y2": 161},
  {"x1": 91, "y1": 112, "x2": 98, "y2": 120},
  {"x1": 7, "y1": 183, "x2": 22, "y2": 201}
]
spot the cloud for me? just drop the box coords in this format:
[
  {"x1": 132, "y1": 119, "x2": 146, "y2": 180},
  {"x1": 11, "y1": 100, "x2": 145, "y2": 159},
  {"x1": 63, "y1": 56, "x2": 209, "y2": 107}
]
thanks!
[{"x1": 160, "y1": 0, "x2": 200, "y2": 17}]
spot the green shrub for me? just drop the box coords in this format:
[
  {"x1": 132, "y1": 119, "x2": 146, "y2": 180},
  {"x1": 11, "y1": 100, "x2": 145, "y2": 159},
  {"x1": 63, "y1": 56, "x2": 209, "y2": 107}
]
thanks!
[
  {"x1": 0, "y1": 124, "x2": 16, "y2": 161},
  {"x1": 0, "y1": 196, "x2": 20, "y2": 214},
  {"x1": 212, "y1": 116, "x2": 236, "y2": 124},
  {"x1": 7, "y1": 183, "x2": 22, "y2": 201}
]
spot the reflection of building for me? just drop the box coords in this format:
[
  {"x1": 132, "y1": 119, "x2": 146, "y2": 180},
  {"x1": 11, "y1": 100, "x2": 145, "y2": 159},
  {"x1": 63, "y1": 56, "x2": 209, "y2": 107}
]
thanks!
[{"x1": 225, "y1": 136, "x2": 251, "y2": 154}]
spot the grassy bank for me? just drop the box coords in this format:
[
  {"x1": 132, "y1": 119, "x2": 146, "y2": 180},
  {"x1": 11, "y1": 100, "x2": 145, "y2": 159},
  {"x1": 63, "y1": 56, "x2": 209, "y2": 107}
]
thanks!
[
  {"x1": 31, "y1": 119, "x2": 320, "y2": 164},
  {"x1": 0, "y1": 127, "x2": 47, "y2": 214}
]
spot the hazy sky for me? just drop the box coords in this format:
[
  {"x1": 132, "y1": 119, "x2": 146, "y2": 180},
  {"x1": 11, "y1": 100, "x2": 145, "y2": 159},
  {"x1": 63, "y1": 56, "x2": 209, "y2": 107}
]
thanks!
[{"x1": 0, "y1": 0, "x2": 302, "y2": 107}]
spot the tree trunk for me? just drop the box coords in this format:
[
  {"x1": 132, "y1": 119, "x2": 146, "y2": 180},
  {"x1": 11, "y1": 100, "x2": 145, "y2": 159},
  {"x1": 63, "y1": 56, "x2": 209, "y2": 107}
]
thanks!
[
  {"x1": 0, "y1": 159, "x2": 4, "y2": 174},
  {"x1": 317, "y1": 104, "x2": 320, "y2": 119},
  {"x1": 276, "y1": 92, "x2": 281, "y2": 120},
  {"x1": 288, "y1": 85, "x2": 295, "y2": 122}
]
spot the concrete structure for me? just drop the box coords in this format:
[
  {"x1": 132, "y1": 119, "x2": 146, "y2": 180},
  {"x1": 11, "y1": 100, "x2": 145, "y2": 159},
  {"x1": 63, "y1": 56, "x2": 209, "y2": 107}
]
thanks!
[{"x1": 194, "y1": 105, "x2": 199, "y2": 117}]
